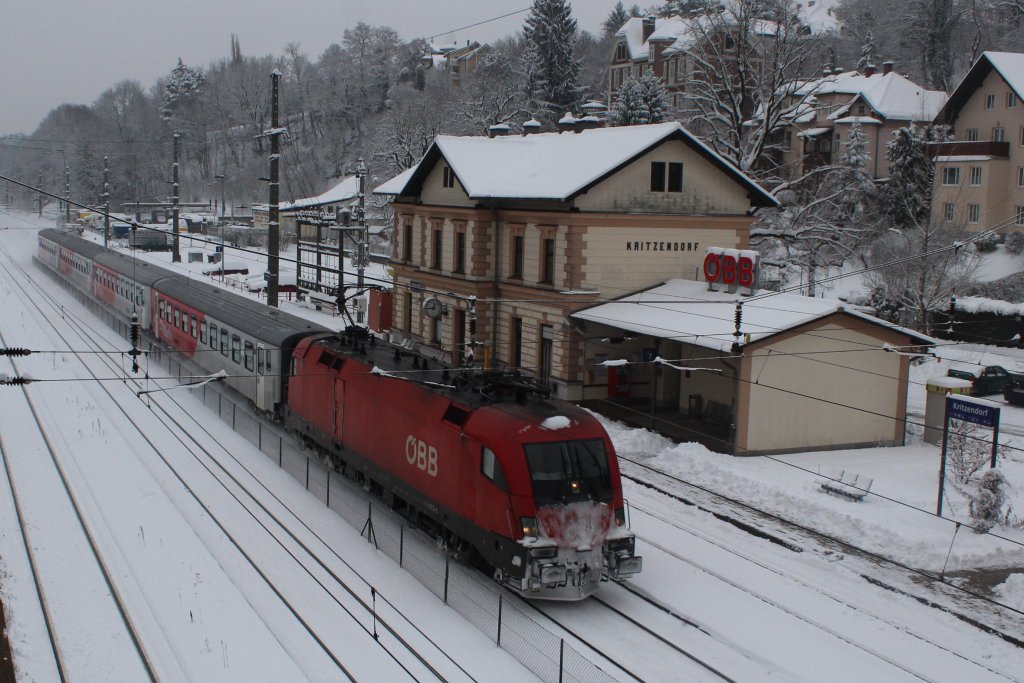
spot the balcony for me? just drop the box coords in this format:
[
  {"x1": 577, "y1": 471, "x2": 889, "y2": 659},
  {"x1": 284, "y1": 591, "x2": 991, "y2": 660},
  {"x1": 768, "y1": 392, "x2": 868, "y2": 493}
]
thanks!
[{"x1": 927, "y1": 140, "x2": 1010, "y2": 158}]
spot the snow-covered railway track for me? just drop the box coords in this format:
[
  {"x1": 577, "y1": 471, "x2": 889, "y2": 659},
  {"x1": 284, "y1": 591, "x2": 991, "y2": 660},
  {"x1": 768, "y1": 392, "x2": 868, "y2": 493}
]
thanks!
[
  {"x1": 1, "y1": 238, "x2": 480, "y2": 681},
  {"x1": 618, "y1": 462, "x2": 1021, "y2": 681},
  {"x1": 0, "y1": 306, "x2": 157, "y2": 681}
]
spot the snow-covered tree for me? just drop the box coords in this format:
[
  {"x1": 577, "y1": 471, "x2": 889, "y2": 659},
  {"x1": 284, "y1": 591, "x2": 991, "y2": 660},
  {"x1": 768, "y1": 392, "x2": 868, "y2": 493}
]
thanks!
[
  {"x1": 602, "y1": 2, "x2": 643, "y2": 37},
  {"x1": 751, "y1": 123, "x2": 878, "y2": 295},
  {"x1": 609, "y1": 72, "x2": 670, "y2": 126},
  {"x1": 968, "y1": 468, "x2": 1010, "y2": 533},
  {"x1": 679, "y1": 0, "x2": 823, "y2": 180},
  {"x1": 522, "y1": 0, "x2": 586, "y2": 124},
  {"x1": 857, "y1": 31, "x2": 878, "y2": 71},
  {"x1": 452, "y1": 39, "x2": 527, "y2": 134},
  {"x1": 161, "y1": 58, "x2": 206, "y2": 121},
  {"x1": 884, "y1": 124, "x2": 942, "y2": 232}
]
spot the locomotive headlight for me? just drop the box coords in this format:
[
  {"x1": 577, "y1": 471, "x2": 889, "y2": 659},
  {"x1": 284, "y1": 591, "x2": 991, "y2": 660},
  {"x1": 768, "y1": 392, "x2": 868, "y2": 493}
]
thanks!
[
  {"x1": 614, "y1": 507, "x2": 626, "y2": 527},
  {"x1": 570, "y1": 480, "x2": 581, "y2": 493},
  {"x1": 521, "y1": 517, "x2": 538, "y2": 538}
]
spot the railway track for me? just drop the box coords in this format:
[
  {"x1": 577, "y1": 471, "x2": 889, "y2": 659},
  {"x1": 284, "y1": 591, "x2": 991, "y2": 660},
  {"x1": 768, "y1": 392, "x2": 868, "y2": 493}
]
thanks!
[
  {"x1": 0, "y1": 239, "x2": 479, "y2": 681},
  {"x1": 0, "y1": 316, "x2": 158, "y2": 681}
]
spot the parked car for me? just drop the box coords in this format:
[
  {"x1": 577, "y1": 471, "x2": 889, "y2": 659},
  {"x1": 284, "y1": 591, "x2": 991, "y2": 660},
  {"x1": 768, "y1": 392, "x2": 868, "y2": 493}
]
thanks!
[
  {"x1": 947, "y1": 365, "x2": 1024, "y2": 396},
  {"x1": 1005, "y1": 376, "x2": 1024, "y2": 406}
]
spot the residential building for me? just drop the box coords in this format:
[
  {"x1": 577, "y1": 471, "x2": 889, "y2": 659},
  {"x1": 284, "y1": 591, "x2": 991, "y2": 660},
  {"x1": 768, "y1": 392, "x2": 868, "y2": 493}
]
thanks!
[
  {"x1": 778, "y1": 65, "x2": 946, "y2": 180},
  {"x1": 421, "y1": 41, "x2": 489, "y2": 86},
  {"x1": 931, "y1": 52, "x2": 1024, "y2": 233},
  {"x1": 375, "y1": 122, "x2": 777, "y2": 403}
]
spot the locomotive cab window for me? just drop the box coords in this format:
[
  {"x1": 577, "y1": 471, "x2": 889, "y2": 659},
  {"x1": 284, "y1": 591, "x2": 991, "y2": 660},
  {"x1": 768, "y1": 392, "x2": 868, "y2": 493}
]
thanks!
[
  {"x1": 481, "y1": 447, "x2": 507, "y2": 490},
  {"x1": 523, "y1": 439, "x2": 612, "y2": 504}
]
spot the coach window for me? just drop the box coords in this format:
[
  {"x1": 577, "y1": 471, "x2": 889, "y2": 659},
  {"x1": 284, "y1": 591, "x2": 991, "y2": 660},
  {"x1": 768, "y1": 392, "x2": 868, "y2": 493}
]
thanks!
[
  {"x1": 220, "y1": 328, "x2": 229, "y2": 356},
  {"x1": 481, "y1": 448, "x2": 507, "y2": 490},
  {"x1": 232, "y1": 335, "x2": 241, "y2": 363},
  {"x1": 200, "y1": 321, "x2": 208, "y2": 345},
  {"x1": 174, "y1": 308, "x2": 180, "y2": 328},
  {"x1": 244, "y1": 341, "x2": 254, "y2": 371},
  {"x1": 209, "y1": 323, "x2": 217, "y2": 349},
  {"x1": 158, "y1": 300, "x2": 165, "y2": 319},
  {"x1": 190, "y1": 315, "x2": 197, "y2": 338},
  {"x1": 257, "y1": 347, "x2": 266, "y2": 375}
]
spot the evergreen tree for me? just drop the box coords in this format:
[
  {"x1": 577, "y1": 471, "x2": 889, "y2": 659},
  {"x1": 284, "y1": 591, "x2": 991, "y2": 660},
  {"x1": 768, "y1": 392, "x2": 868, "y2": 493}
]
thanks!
[
  {"x1": 857, "y1": 31, "x2": 877, "y2": 71},
  {"x1": 523, "y1": 0, "x2": 585, "y2": 124},
  {"x1": 610, "y1": 73, "x2": 670, "y2": 126},
  {"x1": 883, "y1": 124, "x2": 936, "y2": 231},
  {"x1": 602, "y1": 2, "x2": 643, "y2": 36},
  {"x1": 161, "y1": 58, "x2": 206, "y2": 121}
]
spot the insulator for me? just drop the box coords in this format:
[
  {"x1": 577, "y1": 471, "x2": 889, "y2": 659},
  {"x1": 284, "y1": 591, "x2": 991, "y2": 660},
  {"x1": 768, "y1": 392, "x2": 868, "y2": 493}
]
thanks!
[
  {"x1": 0, "y1": 348, "x2": 31, "y2": 357},
  {"x1": 0, "y1": 376, "x2": 32, "y2": 386}
]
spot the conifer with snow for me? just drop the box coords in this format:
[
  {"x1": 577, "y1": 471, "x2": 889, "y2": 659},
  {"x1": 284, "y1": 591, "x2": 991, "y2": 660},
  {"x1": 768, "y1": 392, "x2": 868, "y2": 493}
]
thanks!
[
  {"x1": 610, "y1": 73, "x2": 670, "y2": 126},
  {"x1": 969, "y1": 469, "x2": 1009, "y2": 533},
  {"x1": 522, "y1": 0, "x2": 586, "y2": 125},
  {"x1": 161, "y1": 58, "x2": 205, "y2": 121},
  {"x1": 857, "y1": 31, "x2": 878, "y2": 72},
  {"x1": 602, "y1": 2, "x2": 642, "y2": 37}
]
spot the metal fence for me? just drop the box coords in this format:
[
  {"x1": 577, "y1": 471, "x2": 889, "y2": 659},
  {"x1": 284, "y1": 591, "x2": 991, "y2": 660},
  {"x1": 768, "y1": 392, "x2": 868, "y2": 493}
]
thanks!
[{"x1": 154, "y1": 350, "x2": 620, "y2": 683}]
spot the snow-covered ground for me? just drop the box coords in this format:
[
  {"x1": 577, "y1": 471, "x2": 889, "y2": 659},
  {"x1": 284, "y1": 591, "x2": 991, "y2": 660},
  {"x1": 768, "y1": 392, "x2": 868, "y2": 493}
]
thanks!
[{"x1": 1, "y1": 210, "x2": 1022, "y2": 681}]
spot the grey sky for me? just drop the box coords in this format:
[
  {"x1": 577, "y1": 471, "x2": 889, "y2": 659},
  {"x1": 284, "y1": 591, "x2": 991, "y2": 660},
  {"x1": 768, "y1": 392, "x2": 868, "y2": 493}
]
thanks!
[{"x1": 0, "y1": 1, "x2": 614, "y2": 136}]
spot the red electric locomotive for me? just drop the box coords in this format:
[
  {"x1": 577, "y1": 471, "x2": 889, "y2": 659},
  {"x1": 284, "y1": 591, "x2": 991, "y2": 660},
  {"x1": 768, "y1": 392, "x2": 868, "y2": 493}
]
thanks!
[{"x1": 285, "y1": 328, "x2": 642, "y2": 599}]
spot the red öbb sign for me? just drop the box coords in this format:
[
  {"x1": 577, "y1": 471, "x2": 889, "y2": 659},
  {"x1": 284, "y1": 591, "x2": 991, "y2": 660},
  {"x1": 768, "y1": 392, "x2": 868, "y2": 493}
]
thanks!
[{"x1": 703, "y1": 248, "x2": 759, "y2": 293}]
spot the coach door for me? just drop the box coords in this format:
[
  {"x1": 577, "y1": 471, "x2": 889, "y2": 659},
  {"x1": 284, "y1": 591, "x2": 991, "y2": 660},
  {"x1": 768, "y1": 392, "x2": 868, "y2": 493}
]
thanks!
[{"x1": 256, "y1": 343, "x2": 269, "y2": 410}]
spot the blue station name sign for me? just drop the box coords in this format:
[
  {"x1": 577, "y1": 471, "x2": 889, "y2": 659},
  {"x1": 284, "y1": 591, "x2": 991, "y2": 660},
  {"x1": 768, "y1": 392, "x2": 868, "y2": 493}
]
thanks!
[{"x1": 948, "y1": 396, "x2": 1000, "y2": 428}]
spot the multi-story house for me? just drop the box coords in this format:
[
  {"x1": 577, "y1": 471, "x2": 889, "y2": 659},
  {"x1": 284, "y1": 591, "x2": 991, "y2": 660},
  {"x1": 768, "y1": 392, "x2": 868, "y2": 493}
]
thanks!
[
  {"x1": 375, "y1": 121, "x2": 777, "y2": 402},
  {"x1": 421, "y1": 41, "x2": 489, "y2": 86},
  {"x1": 931, "y1": 52, "x2": 1024, "y2": 233},
  {"x1": 777, "y1": 64, "x2": 945, "y2": 180}
]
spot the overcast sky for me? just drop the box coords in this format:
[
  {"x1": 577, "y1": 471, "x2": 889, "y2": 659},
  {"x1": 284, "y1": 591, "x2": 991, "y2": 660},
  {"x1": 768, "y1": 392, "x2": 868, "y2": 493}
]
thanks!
[{"x1": 1, "y1": 0, "x2": 614, "y2": 136}]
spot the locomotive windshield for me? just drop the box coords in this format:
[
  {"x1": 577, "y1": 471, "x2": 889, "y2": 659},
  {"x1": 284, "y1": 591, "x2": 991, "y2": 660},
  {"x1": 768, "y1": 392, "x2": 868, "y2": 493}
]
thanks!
[{"x1": 523, "y1": 439, "x2": 613, "y2": 504}]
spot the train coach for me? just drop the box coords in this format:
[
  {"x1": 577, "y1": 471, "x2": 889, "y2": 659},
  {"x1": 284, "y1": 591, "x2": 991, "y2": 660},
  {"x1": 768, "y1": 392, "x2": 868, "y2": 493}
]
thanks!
[{"x1": 34, "y1": 228, "x2": 642, "y2": 599}]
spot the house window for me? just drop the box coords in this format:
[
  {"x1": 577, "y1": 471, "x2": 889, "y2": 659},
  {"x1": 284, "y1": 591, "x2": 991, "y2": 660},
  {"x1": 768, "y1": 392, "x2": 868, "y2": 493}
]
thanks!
[
  {"x1": 966, "y1": 128, "x2": 978, "y2": 141},
  {"x1": 511, "y1": 234, "x2": 524, "y2": 279},
  {"x1": 432, "y1": 227, "x2": 443, "y2": 269},
  {"x1": 943, "y1": 202, "x2": 955, "y2": 221},
  {"x1": 942, "y1": 167, "x2": 960, "y2": 185},
  {"x1": 615, "y1": 42, "x2": 627, "y2": 61},
  {"x1": 1009, "y1": 91, "x2": 1018, "y2": 108},
  {"x1": 1019, "y1": 167, "x2": 1024, "y2": 187},
  {"x1": 971, "y1": 167, "x2": 982, "y2": 185},
  {"x1": 650, "y1": 161, "x2": 683, "y2": 192},
  {"x1": 540, "y1": 237, "x2": 555, "y2": 285},
  {"x1": 510, "y1": 316, "x2": 522, "y2": 369},
  {"x1": 454, "y1": 230, "x2": 466, "y2": 273},
  {"x1": 1017, "y1": 206, "x2": 1024, "y2": 226},
  {"x1": 442, "y1": 166, "x2": 456, "y2": 188},
  {"x1": 986, "y1": 93, "x2": 995, "y2": 109},
  {"x1": 857, "y1": 104, "x2": 866, "y2": 115},
  {"x1": 402, "y1": 221, "x2": 413, "y2": 261},
  {"x1": 1020, "y1": 126, "x2": 1024, "y2": 146},
  {"x1": 968, "y1": 203, "x2": 981, "y2": 223},
  {"x1": 993, "y1": 127, "x2": 1006, "y2": 142},
  {"x1": 539, "y1": 324, "x2": 553, "y2": 386}
]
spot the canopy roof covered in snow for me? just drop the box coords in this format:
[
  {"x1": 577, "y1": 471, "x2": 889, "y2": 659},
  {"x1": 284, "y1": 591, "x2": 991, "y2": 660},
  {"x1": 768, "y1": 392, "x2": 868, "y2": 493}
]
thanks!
[
  {"x1": 571, "y1": 279, "x2": 935, "y2": 352},
  {"x1": 279, "y1": 175, "x2": 360, "y2": 211},
  {"x1": 374, "y1": 122, "x2": 777, "y2": 206}
]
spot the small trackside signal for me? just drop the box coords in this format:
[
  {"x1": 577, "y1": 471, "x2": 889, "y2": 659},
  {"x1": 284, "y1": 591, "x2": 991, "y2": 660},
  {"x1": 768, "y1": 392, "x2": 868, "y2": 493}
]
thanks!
[
  {"x1": 0, "y1": 348, "x2": 31, "y2": 356},
  {"x1": 129, "y1": 313, "x2": 142, "y2": 373}
]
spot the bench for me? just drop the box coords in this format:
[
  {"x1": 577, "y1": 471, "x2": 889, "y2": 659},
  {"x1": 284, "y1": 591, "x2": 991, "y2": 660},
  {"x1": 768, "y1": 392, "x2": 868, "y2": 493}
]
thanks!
[
  {"x1": 702, "y1": 400, "x2": 733, "y2": 430},
  {"x1": 818, "y1": 470, "x2": 873, "y2": 502}
]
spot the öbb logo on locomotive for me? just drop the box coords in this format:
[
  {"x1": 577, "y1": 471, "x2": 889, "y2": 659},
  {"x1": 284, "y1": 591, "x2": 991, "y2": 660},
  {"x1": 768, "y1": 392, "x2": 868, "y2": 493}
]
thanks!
[
  {"x1": 405, "y1": 435, "x2": 438, "y2": 477},
  {"x1": 35, "y1": 228, "x2": 642, "y2": 600}
]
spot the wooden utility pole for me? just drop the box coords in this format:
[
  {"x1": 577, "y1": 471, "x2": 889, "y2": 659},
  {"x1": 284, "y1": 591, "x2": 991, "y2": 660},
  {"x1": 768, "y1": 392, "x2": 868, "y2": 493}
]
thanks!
[
  {"x1": 356, "y1": 158, "x2": 368, "y2": 293},
  {"x1": 172, "y1": 132, "x2": 181, "y2": 263},
  {"x1": 267, "y1": 70, "x2": 283, "y2": 308},
  {"x1": 102, "y1": 156, "x2": 110, "y2": 247},
  {"x1": 64, "y1": 163, "x2": 70, "y2": 226}
]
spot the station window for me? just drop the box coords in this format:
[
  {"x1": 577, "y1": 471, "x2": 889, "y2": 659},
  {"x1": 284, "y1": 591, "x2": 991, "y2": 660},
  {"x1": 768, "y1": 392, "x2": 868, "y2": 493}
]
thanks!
[
  {"x1": 244, "y1": 341, "x2": 254, "y2": 371},
  {"x1": 232, "y1": 335, "x2": 241, "y2": 363}
]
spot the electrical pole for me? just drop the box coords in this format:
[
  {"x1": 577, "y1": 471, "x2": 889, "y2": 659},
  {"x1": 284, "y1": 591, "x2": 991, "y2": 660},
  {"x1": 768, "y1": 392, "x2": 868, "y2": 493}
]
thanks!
[
  {"x1": 172, "y1": 131, "x2": 181, "y2": 263},
  {"x1": 64, "y1": 163, "x2": 70, "y2": 226},
  {"x1": 267, "y1": 69, "x2": 283, "y2": 308},
  {"x1": 37, "y1": 171, "x2": 42, "y2": 216},
  {"x1": 102, "y1": 156, "x2": 110, "y2": 247},
  {"x1": 356, "y1": 158, "x2": 368, "y2": 294}
]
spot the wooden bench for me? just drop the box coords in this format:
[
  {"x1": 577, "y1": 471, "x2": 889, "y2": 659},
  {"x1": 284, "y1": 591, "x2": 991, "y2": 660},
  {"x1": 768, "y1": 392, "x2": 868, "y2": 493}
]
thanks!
[{"x1": 818, "y1": 470, "x2": 872, "y2": 502}]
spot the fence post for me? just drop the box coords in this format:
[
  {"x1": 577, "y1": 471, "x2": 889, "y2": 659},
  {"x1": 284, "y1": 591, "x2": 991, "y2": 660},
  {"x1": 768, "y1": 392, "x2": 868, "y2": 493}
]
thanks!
[
  {"x1": 444, "y1": 554, "x2": 450, "y2": 605},
  {"x1": 306, "y1": 457, "x2": 310, "y2": 489},
  {"x1": 497, "y1": 595, "x2": 503, "y2": 647},
  {"x1": 258, "y1": 422, "x2": 262, "y2": 451},
  {"x1": 232, "y1": 403, "x2": 236, "y2": 431},
  {"x1": 399, "y1": 526, "x2": 404, "y2": 567},
  {"x1": 279, "y1": 436, "x2": 283, "y2": 467},
  {"x1": 559, "y1": 639, "x2": 564, "y2": 683},
  {"x1": 326, "y1": 470, "x2": 330, "y2": 507}
]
